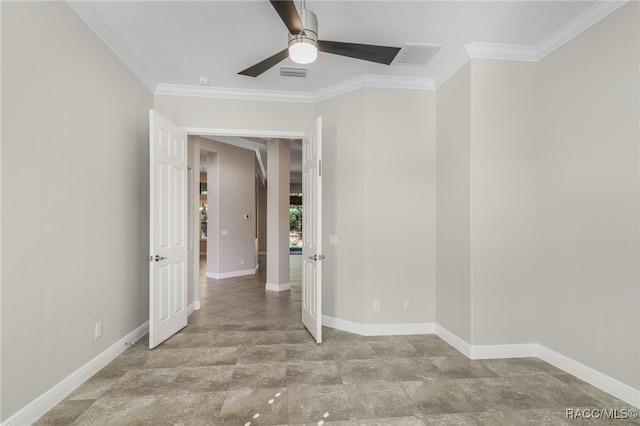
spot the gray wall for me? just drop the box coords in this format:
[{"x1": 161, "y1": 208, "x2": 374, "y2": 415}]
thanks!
[
  {"x1": 198, "y1": 137, "x2": 257, "y2": 276},
  {"x1": 315, "y1": 90, "x2": 367, "y2": 323},
  {"x1": 316, "y1": 88, "x2": 437, "y2": 325},
  {"x1": 2, "y1": 1, "x2": 638, "y2": 420},
  {"x1": 537, "y1": 2, "x2": 639, "y2": 389},
  {"x1": 435, "y1": 2, "x2": 639, "y2": 391},
  {"x1": 435, "y1": 62, "x2": 472, "y2": 341},
  {"x1": 362, "y1": 88, "x2": 436, "y2": 324},
  {"x1": 1, "y1": 1, "x2": 153, "y2": 420},
  {"x1": 469, "y1": 59, "x2": 538, "y2": 345},
  {"x1": 153, "y1": 95, "x2": 314, "y2": 133}
]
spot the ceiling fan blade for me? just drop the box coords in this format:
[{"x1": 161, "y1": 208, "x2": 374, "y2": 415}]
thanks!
[
  {"x1": 238, "y1": 49, "x2": 290, "y2": 77},
  {"x1": 318, "y1": 40, "x2": 401, "y2": 65},
  {"x1": 270, "y1": 0, "x2": 304, "y2": 35}
]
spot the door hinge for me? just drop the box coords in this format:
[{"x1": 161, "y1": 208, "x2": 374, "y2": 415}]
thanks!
[{"x1": 318, "y1": 159, "x2": 322, "y2": 177}]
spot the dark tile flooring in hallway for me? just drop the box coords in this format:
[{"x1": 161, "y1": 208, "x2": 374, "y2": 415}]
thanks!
[{"x1": 37, "y1": 255, "x2": 638, "y2": 425}]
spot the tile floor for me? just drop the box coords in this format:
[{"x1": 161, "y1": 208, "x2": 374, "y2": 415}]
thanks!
[{"x1": 36, "y1": 256, "x2": 638, "y2": 425}]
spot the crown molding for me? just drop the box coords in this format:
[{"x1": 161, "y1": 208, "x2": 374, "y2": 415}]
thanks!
[
  {"x1": 463, "y1": 0, "x2": 628, "y2": 64},
  {"x1": 432, "y1": 48, "x2": 472, "y2": 89},
  {"x1": 155, "y1": 74, "x2": 435, "y2": 103},
  {"x1": 71, "y1": 0, "x2": 626, "y2": 100},
  {"x1": 65, "y1": 1, "x2": 157, "y2": 93},
  {"x1": 536, "y1": 0, "x2": 628, "y2": 59},
  {"x1": 465, "y1": 42, "x2": 539, "y2": 62},
  {"x1": 154, "y1": 83, "x2": 315, "y2": 103},
  {"x1": 433, "y1": 0, "x2": 628, "y2": 88},
  {"x1": 312, "y1": 74, "x2": 435, "y2": 102}
]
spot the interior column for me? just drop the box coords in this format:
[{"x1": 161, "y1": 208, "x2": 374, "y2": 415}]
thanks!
[{"x1": 266, "y1": 138, "x2": 291, "y2": 291}]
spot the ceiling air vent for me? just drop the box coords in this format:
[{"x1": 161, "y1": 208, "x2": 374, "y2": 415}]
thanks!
[
  {"x1": 393, "y1": 43, "x2": 441, "y2": 66},
  {"x1": 280, "y1": 67, "x2": 308, "y2": 78}
]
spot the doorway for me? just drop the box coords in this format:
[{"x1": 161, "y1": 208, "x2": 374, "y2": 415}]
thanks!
[{"x1": 189, "y1": 133, "x2": 304, "y2": 318}]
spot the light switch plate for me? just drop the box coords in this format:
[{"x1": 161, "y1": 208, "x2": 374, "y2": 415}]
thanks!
[{"x1": 329, "y1": 235, "x2": 338, "y2": 245}]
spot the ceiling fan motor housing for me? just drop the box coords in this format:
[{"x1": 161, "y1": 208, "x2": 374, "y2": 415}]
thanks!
[
  {"x1": 239, "y1": 1, "x2": 400, "y2": 76},
  {"x1": 288, "y1": 9, "x2": 318, "y2": 50}
]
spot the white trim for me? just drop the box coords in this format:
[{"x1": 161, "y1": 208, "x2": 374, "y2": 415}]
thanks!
[
  {"x1": 434, "y1": 324, "x2": 472, "y2": 358},
  {"x1": 536, "y1": 0, "x2": 628, "y2": 59},
  {"x1": 156, "y1": 74, "x2": 434, "y2": 104},
  {"x1": 266, "y1": 282, "x2": 291, "y2": 292},
  {"x1": 432, "y1": 48, "x2": 471, "y2": 89},
  {"x1": 465, "y1": 42, "x2": 539, "y2": 62},
  {"x1": 470, "y1": 343, "x2": 538, "y2": 360},
  {"x1": 65, "y1": 1, "x2": 156, "y2": 92},
  {"x1": 464, "y1": 1, "x2": 628, "y2": 64},
  {"x1": 185, "y1": 127, "x2": 305, "y2": 139},
  {"x1": 433, "y1": 1, "x2": 628, "y2": 88},
  {"x1": 433, "y1": 325, "x2": 639, "y2": 408},
  {"x1": 312, "y1": 74, "x2": 435, "y2": 102},
  {"x1": 155, "y1": 84, "x2": 314, "y2": 103},
  {"x1": 70, "y1": 0, "x2": 624, "y2": 101},
  {"x1": 537, "y1": 345, "x2": 640, "y2": 408},
  {"x1": 322, "y1": 315, "x2": 435, "y2": 337},
  {"x1": 322, "y1": 315, "x2": 363, "y2": 335},
  {"x1": 187, "y1": 301, "x2": 201, "y2": 316},
  {"x1": 206, "y1": 268, "x2": 256, "y2": 279},
  {"x1": 3, "y1": 322, "x2": 149, "y2": 426}
]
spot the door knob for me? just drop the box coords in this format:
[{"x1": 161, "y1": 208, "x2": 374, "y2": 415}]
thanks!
[
  {"x1": 148, "y1": 255, "x2": 167, "y2": 262},
  {"x1": 308, "y1": 254, "x2": 325, "y2": 261}
]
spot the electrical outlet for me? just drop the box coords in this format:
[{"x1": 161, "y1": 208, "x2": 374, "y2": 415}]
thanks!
[
  {"x1": 373, "y1": 300, "x2": 380, "y2": 311},
  {"x1": 94, "y1": 322, "x2": 102, "y2": 339},
  {"x1": 403, "y1": 300, "x2": 410, "y2": 310}
]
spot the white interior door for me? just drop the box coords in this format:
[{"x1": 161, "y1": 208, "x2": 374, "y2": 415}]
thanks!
[
  {"x1": 149, "y1": 110, "x2": 188, "y2": 349},
  {"x1": 302, "y1": 117, "x2": 323, "y2": 343}
]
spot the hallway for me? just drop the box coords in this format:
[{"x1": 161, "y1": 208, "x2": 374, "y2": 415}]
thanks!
[{"x1": 36, "y1": 256, "x2": 637, "y2": 425}]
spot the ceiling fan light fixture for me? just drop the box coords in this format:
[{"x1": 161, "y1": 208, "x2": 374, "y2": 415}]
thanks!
[
  {"x1": 288, "y1": 38, "x2": 317, "y2": 64},
  {"x1": 288, "y1": 8, "x2": 318, "y2": 65}
]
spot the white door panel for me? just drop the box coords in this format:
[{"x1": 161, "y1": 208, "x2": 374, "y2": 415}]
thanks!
[
  {"x1": 302, "y1": 117, "x2": 323, "y2": 343},
  {"x1": 149, "y1": 110, "x2": 188, "y2": 349}
]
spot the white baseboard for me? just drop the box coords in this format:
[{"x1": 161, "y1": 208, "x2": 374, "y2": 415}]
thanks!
[
  {"x1": 327, "y1": 320, "x2": 639, "y2": 408},
  {"x1": 187, "y1": 300, "x2": 201, "y2": 316},
  {"x1": 206, "y1": 268, "x2": 256, "y2": 279},
  {"x1": 8, "y1": 317, "x2": 638, "y2": 425},
  {"x1": 434, "y1": 324, "x2": 472, "y2": 358},
  {"x1": 322, "y1": 315, "x2": 435, "y2": 337},
  {"x1": 266, "y1": 282, "x2": 291, "y2": 292},
  {"x1": 3, "y1": 321, "x2": 149, "y2": 426},
  {"x1": 537, "y1": 345, "x2": 640, "y2": 408},
  {"x1": 471, "y1": 343, "x2": 538, "y2": 360}
]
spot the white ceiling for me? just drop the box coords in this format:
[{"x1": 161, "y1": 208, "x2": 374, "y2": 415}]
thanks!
[{"x1": 67, "y1": 0, "x2": 619, "y2": 97}]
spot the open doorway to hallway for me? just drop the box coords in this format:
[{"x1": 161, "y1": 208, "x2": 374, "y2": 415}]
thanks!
[
  {"x1": 192, "y1": 135, "x2": 304, "y2": 323},
  {"x1": 195, "y1": 136, "x2": 302, "y2": 279}
]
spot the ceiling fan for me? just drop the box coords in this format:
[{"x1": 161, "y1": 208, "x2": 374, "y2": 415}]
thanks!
[{"x1": 238, "y1": 0, "x2": 401, "y2": 77}]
